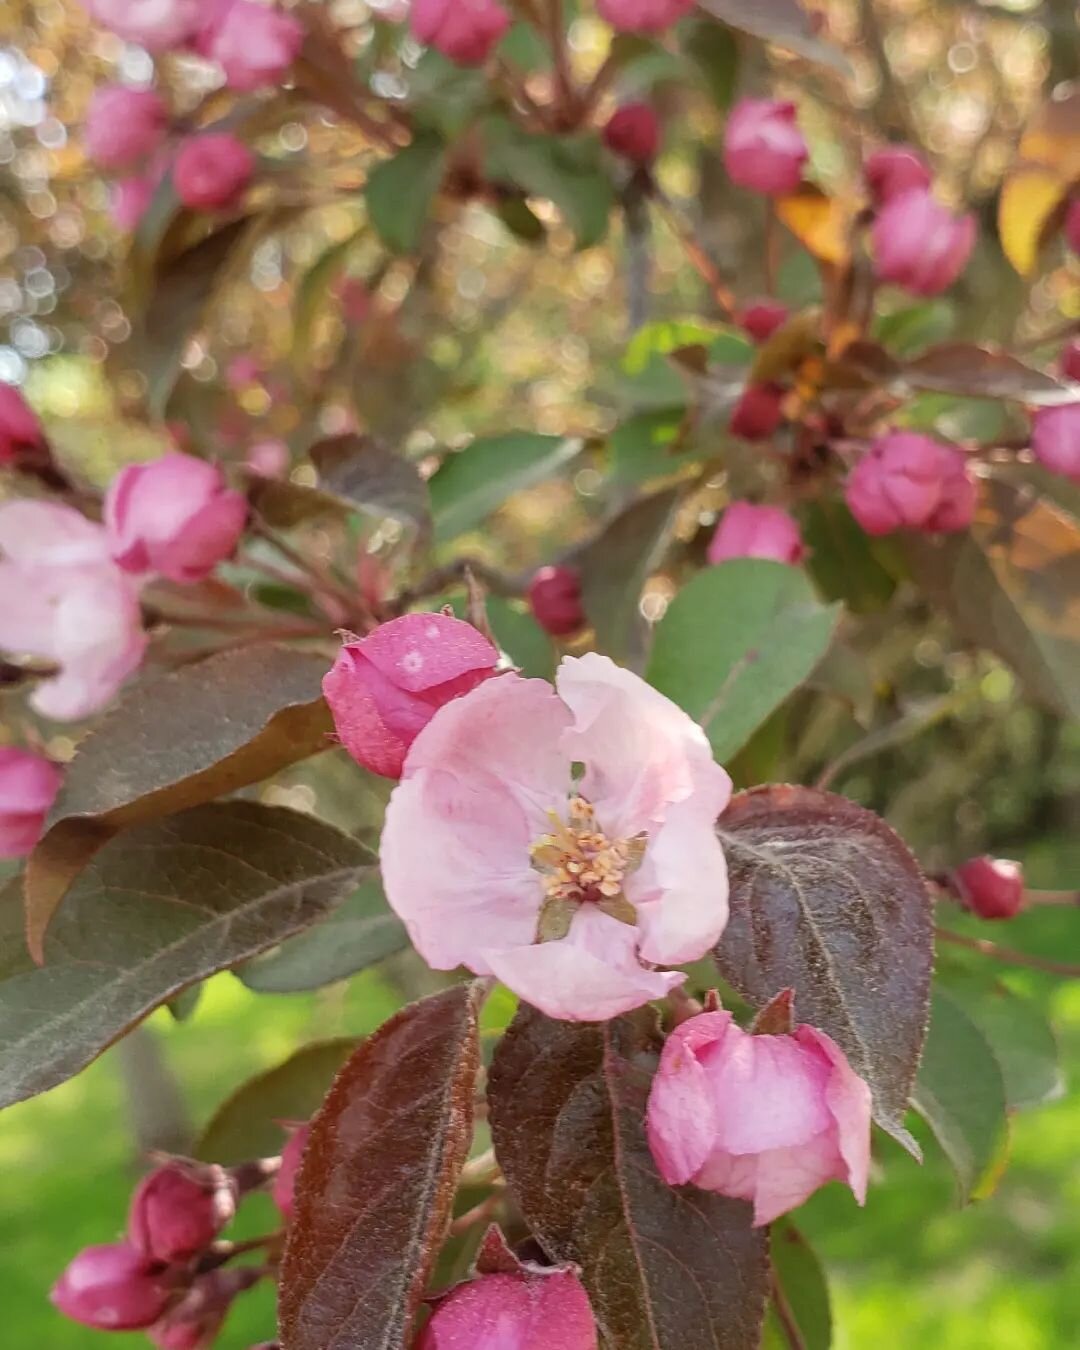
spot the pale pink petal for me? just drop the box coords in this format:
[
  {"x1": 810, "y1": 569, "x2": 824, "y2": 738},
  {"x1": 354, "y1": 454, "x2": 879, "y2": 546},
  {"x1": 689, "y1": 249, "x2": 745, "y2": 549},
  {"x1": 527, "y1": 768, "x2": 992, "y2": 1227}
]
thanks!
[
  {"x1": 420, "y1": 1270, "x2": 596, "y2": 1350},
  {"x1": 646, "y1": 1012, "x2": 733, "y2": 1184},
  {"x1": 629, "y1": 795, "x2": 729, "y2": 964},
  {"x1": 795, "y1": 1025, "x2": 872, "y2": 1204},
  {"x1": 484, "y1": 907, "x2": 682, "y2": 1022},
  {"x1": 697, "y1": 1133, "x2": 843, "y2": 1226},
  {"x1": 0, "y1": 501, "x2": 110, "y2": 567},
  {"x1": 0, "y1": 563, "x2": 63, "y2": 654},
  {"x1": 703, "y1": 1029, "x2": 832, "y2": 1153},
  {"x1": 153, "y1": 489, "x2": 248, "y2": 582},
  {"x1": 556, "y1": 652, "x2": 731, "y2": 838}
]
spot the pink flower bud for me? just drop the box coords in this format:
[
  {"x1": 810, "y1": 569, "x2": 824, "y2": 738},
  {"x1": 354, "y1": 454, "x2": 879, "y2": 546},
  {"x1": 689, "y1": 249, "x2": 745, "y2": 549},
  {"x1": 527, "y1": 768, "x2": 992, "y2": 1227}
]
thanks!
[
  {"x1": 105, "y1": 452, "x2": 248, "y2": 583},
  {"x1": 737, "y1": 299, "x2": 789, "y2": 344},
  {"x1": 226, "y1": 354, "x2": 263, "y2": 388},
  {"x1": 647, "y1": 1005, "x2": 871, "y2": 1226},
  {"x1": 1061, "y1": 338, "x2": 1080, "y2": 383},
  {"x1": 0, "y1": 381, "x2": 44, "y2": 462},
  {"x1": 952, "y1": 855, "x2": 1024, "y2": 921},
  {"x1": 723, "y1": 99, "x2": 808, "y2": 197},
  {"x1": 272, "y1": 1122, "x2": 310, "y2": 1220},
  {"x1": 1031, "y1": 403, "x2": 1080, "y2": 483},
  {"x1": 410, "y1": 0, "x2": 510, "y2": 66},
  {"x1": 324, "y1": 614, "x2": 500, "y2": 779},
  {"x1": 203, "y1": 1, "x2": 305, "y2": 92},
  {"x1": 871, "y1": 188, "x2": 976, "y2": 296},
  {"x1": 82, "y1": 0, "x2": 203, "y2": 51},
  {"x1": 603, "y1": 103, "x2": 661, "y2": 165},
  {"x1": 1065, "y1": 198, "x2": 1080, "y2": 255},
  {"x1": 596, "y1": 0, "x2": 695, "y2": 34},
  {"x1": 111, "y1": 175, "x2": 157, "y2": 231},
  {"x1": 335, "y1": 277, "x2": 372, "y2": 324},
  {"x1": 129, "y1": 1162, "x2": 237, "y2": 1264},
  {"x1": 0, "y1": 747, "x2": 62, "y2": 859},
  {"x1": 148, "y1": 1270, "x2": 259, "y2": 1350},
  {"x1": 418, "y1": 1269, "x2": 597, "y2": 1350},
  {"x1": 863, "y1": 145, "x2": 932, "y2": 207},
  {"x1": 51, "y1": 1243, "x2": 175, "y2": 1331},
  {"x1": 729, "y1": 382, "x2": 785, "y2": 441},
  {"x1": 173, "y1": 133, "x2": 255, "y2": 211},
  {"x1": 846, "y1": 431, "x2": 976, "y2": 535},
  {"x1": 245, "y1": 438, "x2": 290, "y2": 479},
  {"x1": 707, "y1": 502, "x2": 804, "y2": 566},
  {"x1": 84, "y1": 85, "x2": 168, "y2": 170},
  {"x1": 527, "y1": 565, "x2": 586, "y2": 637}
]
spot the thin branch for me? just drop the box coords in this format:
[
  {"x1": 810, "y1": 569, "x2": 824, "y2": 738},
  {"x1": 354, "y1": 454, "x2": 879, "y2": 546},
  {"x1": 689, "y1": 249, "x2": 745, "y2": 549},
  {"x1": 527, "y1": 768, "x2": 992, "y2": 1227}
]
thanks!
[
  {"x1": 652, "y1": 192, "x2": 737, "y2": 320},
  {"x1": 936, "y1": 927, "x2": 1080, "y2": 979},
  {"x1": 770, "y1": 1267, "x2": 809, "y2": 1350},
  {"x1": 391, "y1": 558, "x2": 526, "y2": 614},
  {"x1": 814, "y1": 693, "x2": 968, "y2": 792},
  {"x1": 546, "y1": 0, "x2": 576, "y2": 121}
]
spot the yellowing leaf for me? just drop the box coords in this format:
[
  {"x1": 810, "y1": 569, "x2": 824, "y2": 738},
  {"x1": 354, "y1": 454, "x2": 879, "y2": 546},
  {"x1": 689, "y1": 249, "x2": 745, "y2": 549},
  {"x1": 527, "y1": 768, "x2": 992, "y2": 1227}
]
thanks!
[
  {"x1": 998, "y1": 165, "x2": 1069, "y2": 275},
  {"x1": 1017, "y1": 87, "x2": 1080, "y2": 183},
  {"x1": 776, "y1": 186, "x2": 850, "y2": 265}
]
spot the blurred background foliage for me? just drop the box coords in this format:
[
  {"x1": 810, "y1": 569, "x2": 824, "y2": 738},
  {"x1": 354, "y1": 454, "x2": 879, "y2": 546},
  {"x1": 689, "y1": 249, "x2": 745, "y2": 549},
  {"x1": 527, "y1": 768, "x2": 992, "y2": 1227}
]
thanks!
[{"x1": 0, "y1": 0, "x2": 1078, "y2": 1345}]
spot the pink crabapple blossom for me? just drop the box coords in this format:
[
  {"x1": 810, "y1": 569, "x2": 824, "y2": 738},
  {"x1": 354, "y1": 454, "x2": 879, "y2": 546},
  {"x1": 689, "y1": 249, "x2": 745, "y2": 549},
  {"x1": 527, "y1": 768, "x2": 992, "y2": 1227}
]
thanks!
[
  {"x1": 528, "y1": 564, "x2": 587, "y2": 637},
  {"x1": 410, "y1": 0, "x2": 511, "y2": 67},
  {"x1": 738, "y1": 299, "x2": 790, "y2": 344},
  {"x1": 0, "y1": 500, "x2": 147, "y2": 720},
  {"x1": 729, "y1": 383, "x2": 786, "y2": 441},
  {"x1": 596, "y1": 0, "x2": 696, "y2": 35},
  {"x1": 952, "y1": 856, "x2": 1024, "y2": 920},
  {"x1": 128, "y1": 1162, "x2": 237, "y2": 1264},
  {"x1": 147, "y1": 1270, "x2": 261, "y2": 1350},
  {"x1": 418, "y1": 1268, "x2": 597, "y2": 1350},
  {"x1": 0, "y1": 747, "x2": 63, "y2": 859},
  {"x1": 83, "y1": 85, "x2": 168, "y2": 170},
  {"x1": 845, "y1": 431, "x2": 977, "y2": 536},
  {"x1": 272, "y1": 1122, "x2": 311, "y2": 1219},
  {"x1": 0, "y1": 381, "x2": 44, "y2": 461},
  {"x1": 105, "y1": 451, "x2": 249, "y2": 584},
  {"x1": 871, "y1": 188, "x2": 976, "y2": 296},
  {"x1": 245, "y1": 438, "x2": 290, "y2": 478},
  {"x1": 603, "y1": 103, "x2": 662, "y2": 165},
  {"x1": 173, "y1": 133, "x2": 255, "y2": 211},
  {"x1": 380, "y1": 653, "x2": 732, "y2": 1022},
  {"x1": 201, "y1": 1, "x2": 305, "y2": 92},
  {"x1": 863, "y1": 145, "x2": 932, "y2": 206},
  {"x1": 111, "y1": 175, "x2": 157, "y2": 232},
  {"x1": 646, "y1": 1004, "x2": 872, "y2": 1225},
  {"x1": 51, "y1": 1243, "x2": 176, "y2": 1331},
  {"x1": 1030, "y1": 404, "x2": 1080, "y2": 483},
  {"x1": 707, "y1": 502, "x2": 805, "y2": 566},
  {"x1": 81, "y1": 0, "x2": 204, "y2": 51},
  {"x1": 723, "y1": 99, "x2": 808, "y2": 197}
]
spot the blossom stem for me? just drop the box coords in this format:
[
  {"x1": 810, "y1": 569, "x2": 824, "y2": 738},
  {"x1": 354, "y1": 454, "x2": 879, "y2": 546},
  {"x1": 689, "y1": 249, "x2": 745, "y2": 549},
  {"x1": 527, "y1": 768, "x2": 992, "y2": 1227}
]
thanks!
[
  {"x1": 449, "y1": 1193, "x2": 503, "y2": 1236},
  {"x1": 392, "y1": 558, "x2": 526, "y2": 613},
  {"x1": 935, "y1": 926, "x2": 1080, "y2": 978},
  {"x1": 770, "y1": 1267, "x2": 809, "y2": 1350}
]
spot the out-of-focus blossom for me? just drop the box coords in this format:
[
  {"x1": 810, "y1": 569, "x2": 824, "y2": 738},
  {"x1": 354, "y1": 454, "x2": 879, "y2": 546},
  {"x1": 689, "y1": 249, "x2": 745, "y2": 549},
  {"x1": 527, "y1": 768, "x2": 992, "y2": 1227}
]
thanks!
[
  {"x1": 84, "y1": 86, "x2": 168, "y2": 170},
  {"x1": 738, "y1": 300, "x2": 789, "y2": 345},
  {"x1": 419, "y1": 1268, "x2": 597, "y2": 1349},
  {"x1": 871, "y1": 189, "x2": 976, "y2": 296},
  {"x1": 730, "y1": 383, "x2": 785, "y2": 441},
  {"x1": 723, "y1": 99, "x2": 808, "y2": 197},
  {"x1": 173, "y1": 133, "x2": 255, "y2": 210},
  {"x1": 953, "y1": 856, "x2": 1024, "y2": 920},
  {"x1": 202, "y1": 1, "x2": 305, "y2": 91},
  {"x1": 245, "y1": 439, "x2": 290, "y2": 479},
  {"x1": 0, "y1": 747, "x2": 62, "y2": 859},
  {"x1": 410, "y1": 0, "x2": 511, "y2": 66},
  {"x1": 82, "y1": 0, "x2": 203, "y2": 51},
  {"x1": 51, "y1": 1244, "x2": 175, "y2": 1331},
  {"x1": 528, "y1": 565, "x2": 587, "y2": 638},
  {"x1": 1031, "y1": 404, "x2": 1080, "y2": 483},
  {"x1": 846, "y1": 432, "x2": 976, "y2": 535},
  {"x1": 111, "y1": 176, "x2": 157, "y2": 232},
  {"x1": 707, "y1": 503, "x2": 805, "y2": 566},
  {"x1": 863, "y1": 145, "x2": 932, "y2": 206},
  {"x1": 1061, "y1": 338, "x2": 1080, "y2": 383},
  {"x1": 0, "y1": 383, "x2": 45, "y2": 462},
  {"x1": 603, "y1": 103, "x2": 662, "y2": 165},
  {"x1": 596, "y1": 0, "x2": 695, "y2": 34}
]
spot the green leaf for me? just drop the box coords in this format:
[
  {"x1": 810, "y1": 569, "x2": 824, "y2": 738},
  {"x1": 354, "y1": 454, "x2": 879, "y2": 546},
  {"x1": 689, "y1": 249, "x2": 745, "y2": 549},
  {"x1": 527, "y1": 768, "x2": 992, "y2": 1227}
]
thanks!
[
  {"x1": 681, "y1": 17, "x2": 739, "y2": 109},
  {"x1": 873, "y1": 300, "x2": 954, "y2": 356},
  {"x1": 716, "y1": 785, "x2": 933, "y2": 1154},
  {"x1": 278, "y1": 986, "x2": 481, "y2": 1350},
  {"x1": 944, "y1": 977, "x2": 1062, "y2": 1111},
  {"x1": 0, "y1": 803, "x2": 368, "y2": 1110},
  {"x1": 196, "y1": 1039, "x2": 358, "y2": 1164},
  {"x1": 489, "y1": 1005, "x2": 769, "y2": 1350},
  {"x1": 292, "y1": 225, "x2": 365, "y2": 362},
  {"x1": 610, "y1": 411, "x2": 699, "y2": 485},
  {"x1": 697, "y1": 0, "x2": 851, "y2": 74},
  {"x1": 801, "y1": 500, "x2": 898, "y2": 614},
  {"x1": 429, "y1": 432, "x2": 582, "y2": 542},
  {"x1": 485, "y1": 596, "x2": 555, "y2": 679},
  {"x1": 911, "y1": 988, "x2": 1007, "y2": 1202},
  {"x1": 484, "y1": 121, "x2": 615, "y2": 249},
  {"x1": 764, "y1": 1222, "x2": 833, "y2": 1350},
  {"x1": 647, "y1": 560, "x2": 839, "y2": 762},
  {"x1": 238, "y1": 874, "x2": 407, "y2": 994},
  {"x1": 366, "y1": 134, "x2": 447, "y2": 254}
]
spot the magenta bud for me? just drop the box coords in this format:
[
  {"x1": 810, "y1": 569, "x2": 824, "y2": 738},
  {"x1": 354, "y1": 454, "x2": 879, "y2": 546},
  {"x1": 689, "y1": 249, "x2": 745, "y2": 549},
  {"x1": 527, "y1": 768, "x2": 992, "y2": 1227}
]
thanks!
[
  {"x1": 419, "y1": 1269, "x2": 597, "y2": 1349},
  {"x1": 953, "y1": 856, "x2": 1024, "y2": 920},
  {"x1": 737, "y1": 299, "x2": 789, "y2": 345},
  {"x1": 410, "y1": 0, "x2": 511, "y2": 66},
  {"x1": 863, "y1": 145, "x2": 932, "y2": 207},
  {"x1": 729, "y1": 383, "x2": 785, "y2": 441},
  {"x1": 596, "y1": 0, "x2": 695, "y2": 33},
  {"x1": 846, "y1": 431, "x2": 976, "y2": 536},
  {"x1": 527, "y1": 565, "x2": 587, "y2": 638},
  {"x1": 173, "y1": 133, "x2": 255, "y2": 211},
  {"x1": 0, "y1": 381, "x2": 45, "y2": 463},
  {"x1": 272, "y1": 1122, "x2": 311, "y2": 1220},
  {"x1": 707, "y1": 502, "x2": 804, "y2": 566},
  {"x1": 51, "y1": 1243, "x2": 175, "y2": 1331},
  {"x1": 1031, "y1": 404, "x2": 1080, "y2": 484},
  {"x1": 603, "y1": 103, "x2": 662, "y2": 165},
  {"x1": 871, "y1": 188, "x2": 975, "y2": 296},
  {"x1": 723, "y1": 99, "x2": 808, "y2": 197},
  {"x1": 128, "y1": 1162, "x2": 237, "y2": 1264}
]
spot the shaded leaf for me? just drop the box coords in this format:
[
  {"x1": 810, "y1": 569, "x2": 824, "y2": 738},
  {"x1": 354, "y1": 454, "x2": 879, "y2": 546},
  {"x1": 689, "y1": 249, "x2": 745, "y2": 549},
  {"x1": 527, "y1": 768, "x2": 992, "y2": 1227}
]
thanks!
[
  {"x1": 873, "y1": 300, "x2": 954, "y2": 357},
  {"x1": 715, "y1": 785, "x2": 933, "y2": 1152},
  {"x1": 26, "y1": 645, "x2": 334, "y2": 959},
  {"x1": 682, "y1": 19, "x2": 739, "y2": 110},
  {"x1": 196, "y1": 1039, "x2": 358, "y2": 1164},
  {"x1": 610, "y1": 411, "x2": 698, "y2": 485},
  {"x1": 429, "y1": 432, "x2": 582, "y2": 542},
  {"x1": 945, "y1": 977, "x2": 1062, "y2": 1111},
  {"x1": 292, "y1": 225, "x2": 366, "y2": 362},
  {"x1": 905, "y1": 478, "x2": 1080, "y2": 719},
  {"x1": 0, "y1": 803, "x2": 367, "y2": 1110},
  {"x1": 801, "y1": 499, "x2": 898, "y2": 614},
  {"x1": 911, "y1": 988, "x2": 1006, "y2": 1202},
  {"x1": 311, "y1": 435, "x2": 430, "y2": 532},
  {"x1": 647, "y1": 560, "x2": 839, "y2": 761},
  {"x1": 238, "y1": 874, "x2": 407, "y2": 994},
  {"x1": 484, "y1": 122, "x2": 615, "y2": 249},
  {"x1": 485, "y1": 596, "x2": 555, "y2": 679},
  {"x1": 763, "y1": 1222, "x2": 832, "y2": 1350},
  {"x1": 840, "y1": 340, "x2": 1076, "y2": 407},
  {"x1": 488, "y1": 1005, "x2": 769, "y2": 1350},
  {"x1": 366, "y1": 134, "x2": 447, "y2": 254},
  {"x1": 278, "y1": 985, "x2": 480, "y2": 1350},
  {"x1": 697, "y1": 0, "x2": 850, "y2": 73}
]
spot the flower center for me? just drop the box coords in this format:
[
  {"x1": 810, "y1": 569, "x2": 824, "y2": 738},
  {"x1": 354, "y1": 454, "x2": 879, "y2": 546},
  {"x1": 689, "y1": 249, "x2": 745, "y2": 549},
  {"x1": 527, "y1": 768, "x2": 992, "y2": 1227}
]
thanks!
[{"x1": 529, "y1": 797, "x2": 645, "y2": 939}]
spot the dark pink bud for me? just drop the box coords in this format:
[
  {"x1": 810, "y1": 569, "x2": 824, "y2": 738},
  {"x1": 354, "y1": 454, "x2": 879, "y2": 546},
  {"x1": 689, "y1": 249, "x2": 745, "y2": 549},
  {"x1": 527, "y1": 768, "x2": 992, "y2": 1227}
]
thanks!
[
  {"x1": 707, "y1": 502, "x2": 804, "y2": 566},
  {"x1": 603, "y1": 103, "x2": 661, "y2": 165},
  {"x1": 1065, "y1": 199, "x2": 1080, "y2": 255},
  {"x1": 418, "y1": 1269, "x2": 597, "y2": 1349},
  {"x1": 148, "y1": 1269, "x2": 260, "y2": 1350},
  {"x1": 527, "y1": 565, "x2": 587, "y2": 638},
  {"x1": 105, "y1": 451, "x2": 248, "y2": 583},
  {"x1": 953, "y1": 856, "x2": 1024, "y2": 920},
  {"x1": 323, "y1": 614, "x2": 500, "y2": 779},
  {"x1": 0, "y1": 747, "x2": 62, "y2": 859},
  {"x1": 737, "y1": 299, "x2": 789, "y2": 344},
  {"x1": 846, "y1": 431, "x2": 976, "y2": 535},
  {"x1": 723, "y1": 99, "x2": 808, "y2": 197},
  {"x1": 335, "y1": 276, "x2": 372, "y2": 324},
  {"x1": 173, "y1": 133, "x2": 255, "y2": 210},
  {"x1": 51, "y1": 1243, "x2": 175, "y2": 1331},
  {"x1": 0, "y1": 381, "x2": 45, "y2": 462},
  {"x1": 1031, "y1": 404, "x2": 1080, "y2": 483},
  {"x1": 871, "y1": 188, "x2": 976, "y2": 296},
  {"x1": 272, "y1": 1122, "x2": 311, "y2": 1220},
  {"x1": 863, "y1": 145, "x2": 932, "y2": 207},
  {"x1": 410, "y1": 0, "x2": 510, "y2": 66},
  {"x1": 729, "y1": 383, "x2": 785, "y2": 441},
  {"x1": 128, "y1": 1162, "x2": 237, "y2": 1264},
  {"x1": 596, "y1": 0, "x2": 695, "y2": 34},
  {"x1": 84, "y1": 85, "x2": 168, "y2": 170},
  {"x1": 1061, "y1": 338, "x2": 1080, "y2": 383}
]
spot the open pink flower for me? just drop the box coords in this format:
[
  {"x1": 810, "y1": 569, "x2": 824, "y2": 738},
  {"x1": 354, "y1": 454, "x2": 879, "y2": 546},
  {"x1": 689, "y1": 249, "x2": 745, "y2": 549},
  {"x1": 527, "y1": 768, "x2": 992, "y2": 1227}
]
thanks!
[
  {"x1": 381, "y1": 654, "x2": 731, "y2": 1022},
  {"x1": 646, "y1": 1006, "x2": 871, "y2": 1225},
  {"x1": 419, "y1": 1269, "x2": 597, "y2": 1350}
]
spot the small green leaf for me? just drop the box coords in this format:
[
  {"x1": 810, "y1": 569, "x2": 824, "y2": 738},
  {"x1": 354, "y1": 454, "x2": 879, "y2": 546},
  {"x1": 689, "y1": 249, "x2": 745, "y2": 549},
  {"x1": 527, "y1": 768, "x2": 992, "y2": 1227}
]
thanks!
[
  {"x1": 764, "y1": 1222, "x2": 833, "y2": 1350},
  {"x1": 610, "y1": 412, "x2": 697, "y2": 485},
  {"x1": 647, "y1": 560, "x2": 839, "y2": 762},
  {"x1": 486, "y1": 596, "x2": 555, "y2": 679},
  {"x1": 911, "y1": 987, "x2": 1007, "y2": 1202},
  {"x1": 681, "y1": 18, "x2": 739, "y2": 110},
  {"x1": 944, "y1": 977, "x2": 1062, "y2": 1110},
  {"x1": 801, "y1": 500, "x2": 898, "y2": 614},
  {"x1": 484, "y1": 121, "x2": 614, "y2": 249},
  {"x1": 429, "y1": 432, "x2": 582, "y2": 541},
  {"x1": 873, "y1": 300, "x2": 954, "y2": 356},
  {"x1": 366, "y1": 135, "x2": 447, "y2": 254}
]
